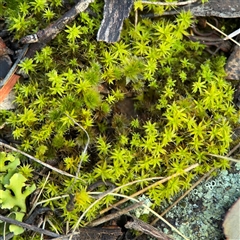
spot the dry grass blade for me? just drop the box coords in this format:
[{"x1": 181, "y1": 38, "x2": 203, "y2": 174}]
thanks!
[
  {"x1": 206, "y1": 21, "x2": 240, "y2": 47},
  {"x1": 35, "y1": 194, "x2": 69, "y2": 206},
  {"x1": 26, "y1": 172, "x2": 51, "y2": 219},
  {"x1": 0, "y1": 142, "x2": 79, "y2": 179},
  {"x1": 208, "y1": 153, "x2": 240, "y2": 163}
]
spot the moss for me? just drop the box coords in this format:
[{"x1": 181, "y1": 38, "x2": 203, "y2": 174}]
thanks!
[{"x1": 1, "y1": 0, "x2": 240, "y2": 237}]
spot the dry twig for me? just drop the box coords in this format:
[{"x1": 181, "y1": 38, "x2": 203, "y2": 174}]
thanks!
[
  {"x1": 0, "y1": 214, "x2": 60, "y2": 239},
  {"x1": 125, "y1": 217, "x2": 173, "y2": 240}
]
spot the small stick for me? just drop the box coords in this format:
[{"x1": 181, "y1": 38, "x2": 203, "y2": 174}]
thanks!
[
  {"x1": 0, "y1": 214, "x2": 60, "y2": 238},
  {"x1": 227, "y1": 142, "x2": 240, "y2": 156},
  {"x1": 20, "y1": 0, "x2": 94, "y2": 45},
  {"x1": 125, "y1": 216, "x2": 173, "y2": 240},
  {"x1": 109, "y1": 193, "x2": 188, "y2": 240},
  {"x1": 16, "y1": 0, "x2": 94, "y2": 61}
]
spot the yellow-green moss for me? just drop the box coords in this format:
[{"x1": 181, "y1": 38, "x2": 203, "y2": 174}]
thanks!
[{"x1": 1, "y1": 0, "x2": 239, "y2": 237}]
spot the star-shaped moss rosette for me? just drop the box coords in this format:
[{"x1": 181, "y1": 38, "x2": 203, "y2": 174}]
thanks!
[{"x1": 0, "y1": 152, "x2": 36, "y2": 235}]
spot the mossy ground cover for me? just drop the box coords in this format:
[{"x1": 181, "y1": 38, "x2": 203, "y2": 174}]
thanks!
[{"x1": 0, "y1": 0, "x2": 240, "y2": 239}]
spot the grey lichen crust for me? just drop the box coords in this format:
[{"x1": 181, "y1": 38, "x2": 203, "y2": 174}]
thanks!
[{"x1": 151, "y1": 164, "x2": 240, "y2": 240}]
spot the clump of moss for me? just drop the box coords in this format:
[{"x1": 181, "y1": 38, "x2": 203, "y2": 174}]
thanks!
[{"x1": 1, "y1": 0, "x2": 239, "y2": 236}]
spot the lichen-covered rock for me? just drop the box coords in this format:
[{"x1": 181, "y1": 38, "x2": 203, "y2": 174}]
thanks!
[
  {"x1": 187, "y1": 0, "x2": 240, "y2": 18},
  {"x1": 159, "y1": 167, "x2": 240, "y2": 239}
]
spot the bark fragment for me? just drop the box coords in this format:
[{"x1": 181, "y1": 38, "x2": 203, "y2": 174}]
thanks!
[{"x1": 97, "y1": 0, "x2": 134, "y2": 42}]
